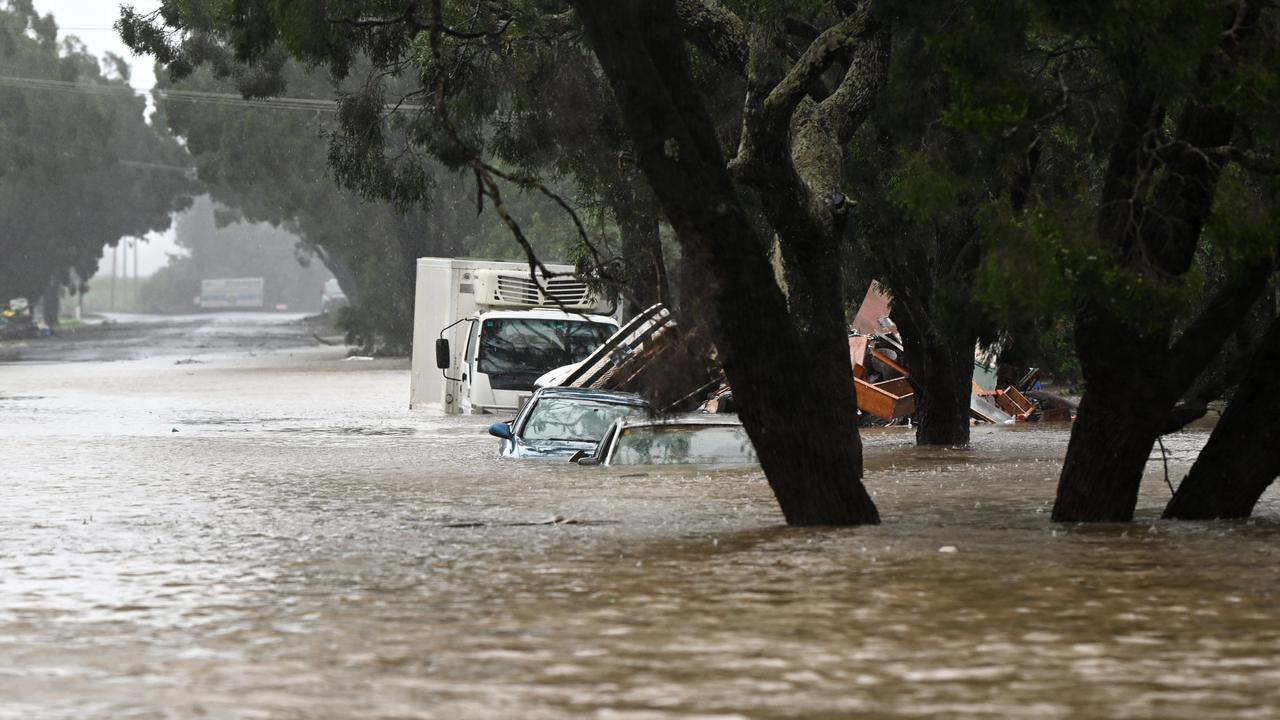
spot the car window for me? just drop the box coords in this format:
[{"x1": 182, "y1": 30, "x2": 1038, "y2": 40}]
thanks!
[
  {"x1": 610, "y1": 425, "x2": 757, "y2": 465},
  {"x1": 521, "y1": 398, "x2": 646, "y2": 443}
]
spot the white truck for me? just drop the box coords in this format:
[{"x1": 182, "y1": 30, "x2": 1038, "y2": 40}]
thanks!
[
  {"x1": 198, "y1": 277, "x2": 265, "y2": 309},
  {"x1": 409, "y1": 257, "x2": 619, "y2": 414}
]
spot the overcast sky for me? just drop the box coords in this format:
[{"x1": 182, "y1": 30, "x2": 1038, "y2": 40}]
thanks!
[{"x1": 31, "y1": 0, "x2": 162, "y2": 90}]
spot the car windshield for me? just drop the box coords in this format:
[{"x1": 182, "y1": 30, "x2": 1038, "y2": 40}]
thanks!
[
  {"x1": 477, "y1": 318, "x2": 615, "y2": 390},
  {"x1": 520, "y1": 398, "x2": 646, "y2": 444},
  {"x1": 610, "y1": 424, "x2": 758, "y2": 465}
]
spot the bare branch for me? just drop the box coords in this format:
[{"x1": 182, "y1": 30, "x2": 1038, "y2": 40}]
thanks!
[{"x1": 1205, "y1": 145, "x2": 1280, "y2": 174}]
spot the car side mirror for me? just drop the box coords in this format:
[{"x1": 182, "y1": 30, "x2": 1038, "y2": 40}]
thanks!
[
  {"x1": 488, "y1": 421, "x2": 513, "y2": 440},
  {"x1": 435, "y1": 338, "x2": 451, "y2": 369},
  {"x1": 575, "y1": 456, "x2": 602, "y2": 466}
]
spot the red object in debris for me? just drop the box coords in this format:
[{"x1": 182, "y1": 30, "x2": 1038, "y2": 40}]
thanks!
[{"x1": 851, "y1": 280, "x2": 895, "y2": 337}]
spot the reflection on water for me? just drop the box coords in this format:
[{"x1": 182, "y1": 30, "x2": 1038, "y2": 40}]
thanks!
[{"x1": 2, "y1": 347, "x2": 1278, "y2": 719}]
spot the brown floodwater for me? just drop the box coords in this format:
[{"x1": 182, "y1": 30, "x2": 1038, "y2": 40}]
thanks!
[{"x1": 2, "y1": 321, "x2": 1278, "y2": 719}]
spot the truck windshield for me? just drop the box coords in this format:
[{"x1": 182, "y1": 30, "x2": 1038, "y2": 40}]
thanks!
[{"x1": 477, "y1": 318, "x2": 615, "y2": 390}]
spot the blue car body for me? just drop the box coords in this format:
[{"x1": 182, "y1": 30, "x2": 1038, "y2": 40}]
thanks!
[{"x1": 489, "y1": 387, "x2": 653, "y2": 459}]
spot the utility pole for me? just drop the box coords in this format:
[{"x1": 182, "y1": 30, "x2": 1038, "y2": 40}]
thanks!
[
  {"x1": 132, "y1": 239, "x2": 139, "y2": 311},
  {"x1": 110, "y1": 244, "x2": 117, "y2": 311}
]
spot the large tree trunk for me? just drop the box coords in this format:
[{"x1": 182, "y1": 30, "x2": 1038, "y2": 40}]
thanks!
[
  {"x1": 886, "y1": 218, "x2": 983, "y2": 447},
  {"x1": 1053, "y1": 266, "x2": 1273, "y2": 521},
  {"x1": 1052, "y1": 375, "x2": 1172, "y2": 521},
  {"x1": 896, "y1": 313, "x2": 973, "y2": 446},
  {"x1": 1163, "y1": 315, "x2": 1280, "y2": 519},
  {"x1": 614, "y1": 195, "x2": 669, "y2": 317},
  {"x1": 1051, "y1": 67, "x2": 1260, "y2": 522},
  {"x1": 570, "y1": 0, "x2": 878, "y2": 525}
]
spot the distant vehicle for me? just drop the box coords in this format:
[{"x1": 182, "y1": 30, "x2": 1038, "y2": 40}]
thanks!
[
  {"x1": 488, "y1": 387, "x2": 652, "y2": 459},
  {"x1": 411, "y1": 257, "x2": 619, "y2": 415},
  {"x1": 574, "y1": 414, "x2": 758, "y2": 467},
  {"x1": 321, "y1": 278, "x2": 348, "y2": 314},
  {"x1": 198, "y1": 277, "x2": 264, "y2": 309}
]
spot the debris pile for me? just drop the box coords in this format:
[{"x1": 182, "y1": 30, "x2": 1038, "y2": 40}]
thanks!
[
  {"x1": 847, "y1": 282, "x2": 1075, "y2": 426},
  {"x1": 540, "y1": 287, "x2": 1077, "y2": 426}
]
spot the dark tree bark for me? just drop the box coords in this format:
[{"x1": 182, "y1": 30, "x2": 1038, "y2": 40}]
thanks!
[
  {"x1": 1163, "y1": 314, "x2": 1280, "y2": 519},
  {"x1": 1049, "y1": 15, "x2": 1280, "y2": 523},
  {"x1": 569, "y1": 0, "x2": 879, "y2": 525},
  {"x1": 1053, "y1": 262, "x2": 1274, "y2": 521},
  {"x1": 611, "y1": 186, "x2": 669, "y2": 317},
  {"x1": 886, "y1": 217, "x2": 983, "y2": 446},
  {"x1": 41, "y1": 278, "x2": 60, "y2": 327},
  {"x1": 894, "y1": 300, "x2": 975, "y2": 445}
]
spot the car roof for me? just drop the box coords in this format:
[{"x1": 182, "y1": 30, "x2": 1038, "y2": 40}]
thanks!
[
  {"x1": 533, "y1": 386, "x2": 653, "y2": 406},
  {"x1": 613, "y1": 413, "x2": 744, "y2": 429}
]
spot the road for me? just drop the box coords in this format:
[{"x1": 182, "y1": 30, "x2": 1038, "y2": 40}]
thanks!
[{"x1": 0, "y1": 312, "x2": 330, "y2": 363}]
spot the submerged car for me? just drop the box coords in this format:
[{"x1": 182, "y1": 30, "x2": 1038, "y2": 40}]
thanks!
[
  {"x1": 488, "y1": 387, "x2": 653, "y2": 459},
  {"x1": 574, "y1": 414, "x2": 758, "y2": 466}
]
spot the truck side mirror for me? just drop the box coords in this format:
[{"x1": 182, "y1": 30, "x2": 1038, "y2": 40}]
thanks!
[
  {"x1": 488, "y1": 422, "x2": 513, "y2": 439},
  {"x1": 435, "y1": 338, "x2": 451, "y2": 369}
]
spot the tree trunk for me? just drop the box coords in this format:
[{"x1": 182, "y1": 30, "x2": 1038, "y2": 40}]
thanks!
[
  {"x1": 570, "y1": 0, "x2": 878, "y2": 525},
  {"x1": 1052, "y1": 380, "x2": 1171, "y2": 521},
  {"x1": 884, "y1": 219, "x2": 983, "y2": 447},
  {"x1": 897, "y1": 317, "x2": 973, "y2": 446},
  {"x1": 1052, "y1": 60, "x2": 1253, "y2": 522},
  {"x1": 615, "y1": 197, "x2": 669, "y2": 316},
  {"x1": 315, "y1": 249, "x2": 361, "y2": 306},
  {"x1": 41, "y1": 279, "x2": 60, "y2": 327},
  {"x1": 1163, "y1": 315, "x2": 1280, "y2": 519}
]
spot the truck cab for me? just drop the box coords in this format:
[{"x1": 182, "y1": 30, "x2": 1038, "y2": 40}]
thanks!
[
  {"x1": 410, "y1": 258, "x2": 619, "y2": 414},
  {"x1": 447, "y1": 308, "x2": 617, "y2": 414}
]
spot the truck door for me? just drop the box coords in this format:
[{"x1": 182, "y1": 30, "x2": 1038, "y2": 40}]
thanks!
[{"x1": 463, "y1": 319, "x2": 479, "y2": 407}]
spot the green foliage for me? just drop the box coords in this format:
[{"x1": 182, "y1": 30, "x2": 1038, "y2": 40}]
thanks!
[
  {"x1": 1203, "y1": 166, "x2": 1280, "y2": 276},
  {"x1": 977, "y1": 198, "x2": 1206, "y2": 333},
  {"x1": 120, "y1": 0, "x2": 667, "y2": 318},
  {"x1": 886, "y1": 150, "x2": 965, "y2": 224},
  {"x1": 0, "y1": 1, "x2": 192, "y2": 306},
  {"x1": 936, "y1": 0, "x2": 1280, "y2": 351}
]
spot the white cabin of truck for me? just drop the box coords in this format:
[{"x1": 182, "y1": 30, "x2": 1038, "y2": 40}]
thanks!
[{"x1": 410, "y1": 257, "x2": 618, "y2": 414}]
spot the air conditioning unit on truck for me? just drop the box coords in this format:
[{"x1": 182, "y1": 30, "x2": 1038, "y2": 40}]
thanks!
[{"x1": 409, "y1": 258, "x2": 619, "y2": 414}]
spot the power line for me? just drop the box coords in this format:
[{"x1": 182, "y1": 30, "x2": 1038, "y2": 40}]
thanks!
[{"x1": 0, "y1": 74, "x2": 425, "y2": 113}]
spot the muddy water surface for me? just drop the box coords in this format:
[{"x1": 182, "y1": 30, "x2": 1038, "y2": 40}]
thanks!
[{"x1": 2, "y1": 328, "x2": 1278, "y2": 719}]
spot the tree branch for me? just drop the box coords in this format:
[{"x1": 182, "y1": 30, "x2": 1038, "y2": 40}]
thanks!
[
  {"x1": 1167, "y1": 257, "x2": 1278, "y2": 391},
  {"x1": 674, "y1": 0, "x2": 748, "y2": 74},
  {"x1": 1205, "y1": 145, "x2": 1280, "y2": 175},
  {"x1": 758, "y1": 3, "x2": 878, "y2": 138}
]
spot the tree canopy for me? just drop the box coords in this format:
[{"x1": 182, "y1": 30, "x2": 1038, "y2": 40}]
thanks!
[
  {"x1": 0, "y1": 0, "x2": 192, "y2": 314},
  {"x1": 118, "y1": 0, "x2": 1280, "y2": 525}
]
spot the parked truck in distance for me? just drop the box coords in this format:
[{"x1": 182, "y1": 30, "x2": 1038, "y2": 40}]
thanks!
[
  {"x1": 197, "y1": 277, "x2": 265, "y2": 310},
  {"x1": 410, "y1": 258, "x2": 619, "y2": 414}
]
